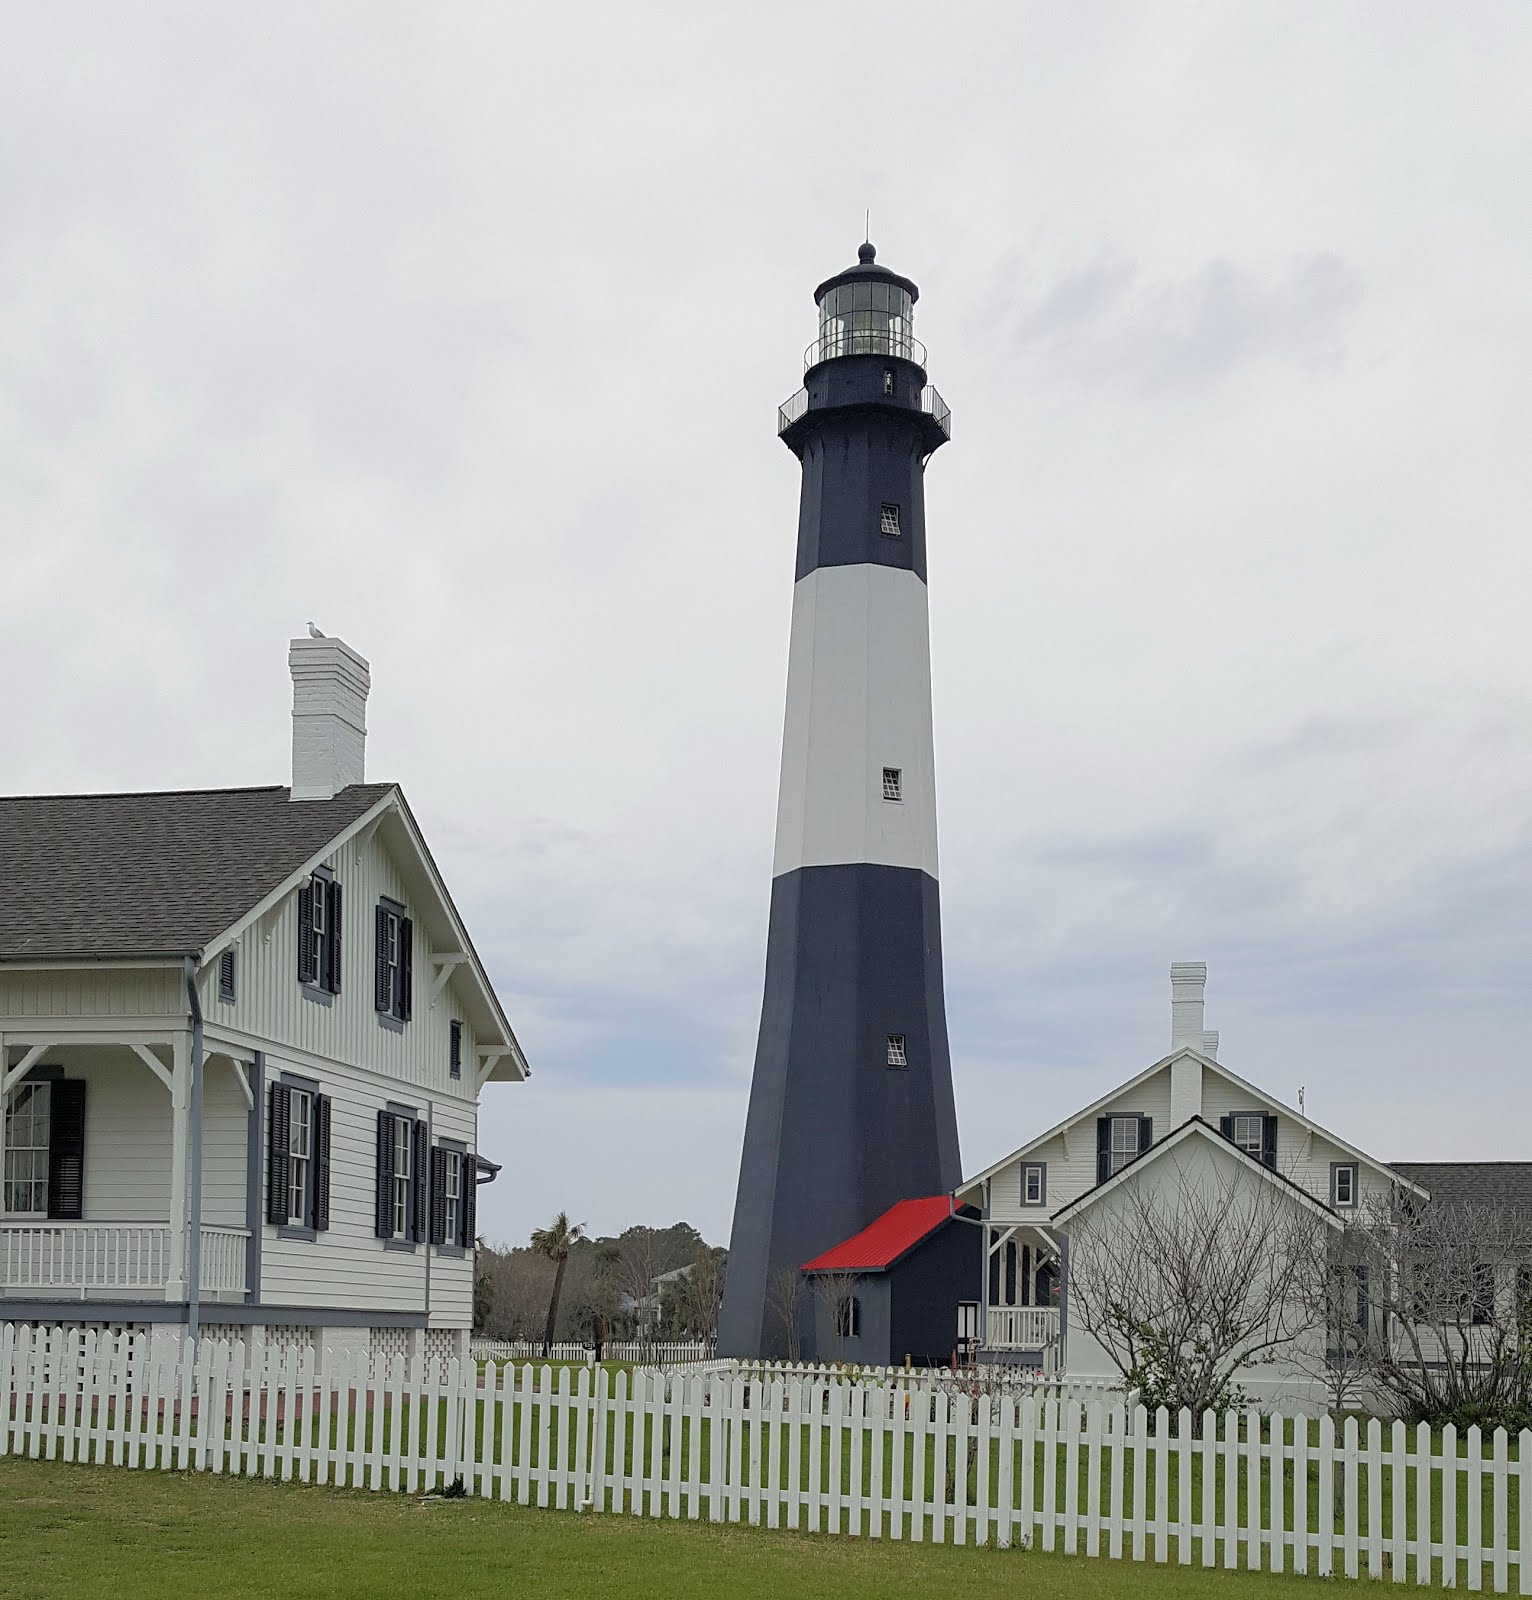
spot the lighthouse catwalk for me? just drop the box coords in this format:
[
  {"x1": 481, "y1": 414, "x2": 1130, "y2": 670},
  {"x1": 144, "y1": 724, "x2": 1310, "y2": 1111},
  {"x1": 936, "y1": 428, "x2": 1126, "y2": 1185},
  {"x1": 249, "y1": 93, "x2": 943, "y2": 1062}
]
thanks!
[{"x1": 718, "y1": 243, "x2": 963, "y2": 1359}]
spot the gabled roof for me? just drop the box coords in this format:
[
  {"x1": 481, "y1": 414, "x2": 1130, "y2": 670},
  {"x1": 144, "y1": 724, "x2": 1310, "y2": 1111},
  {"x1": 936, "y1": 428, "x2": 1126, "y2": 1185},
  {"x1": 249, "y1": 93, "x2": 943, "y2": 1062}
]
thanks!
[
  {"x1": 0, "y1": 784, "x2": 392, "y2": 961},
  {"x1": 0, "y1": 780, "x2": 528, "y2": 1081},
  {"x1": 1048, "y1": 1116, "x2": 1344, "y2": 1228},
  {"x1": 1389, "y1": 1162, "x2": 1532, "y2": 1209},
  {"x1": 957, "y1": 1045, "x2": 1421, "y2": 1202},
  {"x1": 801, "y1": 1196, "x2": 956, "y2": 1273}
]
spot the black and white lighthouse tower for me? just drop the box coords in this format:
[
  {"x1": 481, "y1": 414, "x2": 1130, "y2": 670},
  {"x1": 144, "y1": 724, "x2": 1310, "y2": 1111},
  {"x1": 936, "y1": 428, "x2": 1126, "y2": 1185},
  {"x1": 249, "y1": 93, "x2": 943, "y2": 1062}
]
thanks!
[{"x1": 718, "y1": 243, "x2": 963, "y2": 1358}]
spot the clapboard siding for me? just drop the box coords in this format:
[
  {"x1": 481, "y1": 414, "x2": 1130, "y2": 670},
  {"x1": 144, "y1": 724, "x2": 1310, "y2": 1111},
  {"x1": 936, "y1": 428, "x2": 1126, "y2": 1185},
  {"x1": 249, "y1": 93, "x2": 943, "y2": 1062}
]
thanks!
[
  {"x1": 987, "y1": 1067, "x2": 1174, "y2": 1223},
  {"x1": 205, "y1": 825, "x2": 478, "y2": 1104},
  {"x1": 257, "y1": 1049, "x2": 477, "y2": 1324},
  {"x1": 0, "y1": 966, "x2": 182, "y2": 1020},
  {"x1": 200, "y1": 1061, "x2": 248, "y2": 1230}
]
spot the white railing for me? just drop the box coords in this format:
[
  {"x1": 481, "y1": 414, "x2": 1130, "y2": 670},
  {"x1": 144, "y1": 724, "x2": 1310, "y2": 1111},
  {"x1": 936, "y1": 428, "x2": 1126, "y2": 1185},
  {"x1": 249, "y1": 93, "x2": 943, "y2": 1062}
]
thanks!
[
  {"x1": 985, "y1": 1304, "x2": 1059, "y2": 1349},
  {"x1": 3, "y1": 1324, "x2": 1527, "y2": 1588},
  {"x1": 0, "y1": 1223, "x2": 248, "y2": 1296}
]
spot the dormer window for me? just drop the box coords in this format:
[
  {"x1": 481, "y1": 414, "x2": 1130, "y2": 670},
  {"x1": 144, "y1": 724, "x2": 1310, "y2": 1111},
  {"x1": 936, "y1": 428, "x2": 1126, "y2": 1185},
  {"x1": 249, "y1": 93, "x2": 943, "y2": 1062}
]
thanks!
[{"x1": 1232, "y1": 1115, "x2": 1264, "y2": 1158}]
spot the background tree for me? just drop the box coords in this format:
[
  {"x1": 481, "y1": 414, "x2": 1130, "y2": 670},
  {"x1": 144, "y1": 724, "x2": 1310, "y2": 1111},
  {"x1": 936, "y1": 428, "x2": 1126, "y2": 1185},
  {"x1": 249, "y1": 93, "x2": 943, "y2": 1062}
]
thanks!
[
  {"x1": 1344, "y1": 1190, "x2": 1532, "y2": 1429},
  {"x1": 766, "y1": 1267, "x2": 803, "y2": 1362},
  {"x1": 809, "y1": 1269, "x2": 864, "y2": 1365},
  {"x1": 1066, "y1": 1155, "x2": 1329, "y2": 1417},
  {"x1": 683, "y1": 1245, "x2": 727, "y2": 1347},
  {"x1": 529, "y1": 1212, "x2": 586, "y2": 1357}
]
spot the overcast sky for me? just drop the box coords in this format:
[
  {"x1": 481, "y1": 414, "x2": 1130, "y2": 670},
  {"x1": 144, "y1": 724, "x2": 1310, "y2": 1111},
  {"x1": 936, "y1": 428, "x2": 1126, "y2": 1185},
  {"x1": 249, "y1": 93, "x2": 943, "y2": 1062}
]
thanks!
[{"x1": 3, "y1": 4, "x2": 1529, "y2": 1249}]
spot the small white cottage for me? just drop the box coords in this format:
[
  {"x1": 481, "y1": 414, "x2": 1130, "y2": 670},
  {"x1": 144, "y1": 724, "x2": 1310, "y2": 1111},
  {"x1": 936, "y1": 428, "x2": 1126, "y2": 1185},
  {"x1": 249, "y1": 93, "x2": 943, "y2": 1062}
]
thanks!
[{"x1": 0, "y1": 634, "x2": 527, "y2": 1362}]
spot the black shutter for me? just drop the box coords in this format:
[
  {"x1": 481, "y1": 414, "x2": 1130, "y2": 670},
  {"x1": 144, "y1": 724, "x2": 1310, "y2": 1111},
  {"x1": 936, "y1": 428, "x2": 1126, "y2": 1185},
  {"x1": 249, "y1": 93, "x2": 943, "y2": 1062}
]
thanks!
[
  {"x1": 461, "y1": 1153, "x2": 478, "y2": 1248},
  {"x1": 411, "y1": 1118, "x2": 428, "y2": 1241},
  {"x1": 375, "y1": 1110, "x2": 395, "y2": 1238},
  {"x1": 327, "y1": 880, "x2": 343, "y2": 994},
  {"x1": 1096, "y1": 1117, "x2": 1111, "y2": 1186},
  {"x1": 1261, "y1": 1114, "x2": 1278, "y2": 1170},
  {"x1": 297, "y1": 882, "x2": 318, "y2": 985},
  {"x1": 429, "y1": 1146, "x2": 447, "y2": 1246},
  {"x1": 313, "y1": 1095, "x2": 332, "y2": 1230},
  {"x1": 46, "y1": 1080, "x2": 86, "y2": 1221},
  {"x1": 399, "y1": 918, "x2": 413, "y2": 1022},
  {"x1": 374, "y1": 905, "x2": 392, "y2": 1012},
  {"x1": 1219, "y1": 1115, "x2": 1234, "y2": 1141},
  {"x1": 267, "y1": 1085, "x2": 291, "y2": 1226},
  {"x1": 1138, "y1": 1116, "x2": 1153, "y2": 1157}
]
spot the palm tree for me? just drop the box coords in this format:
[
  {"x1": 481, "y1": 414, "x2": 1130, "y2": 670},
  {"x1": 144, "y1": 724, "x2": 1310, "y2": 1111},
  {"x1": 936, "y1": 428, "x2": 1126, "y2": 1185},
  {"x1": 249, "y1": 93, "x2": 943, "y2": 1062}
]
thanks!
[{"x1": 530, "y1": 1212, "x2": 585, "y2": 1358}]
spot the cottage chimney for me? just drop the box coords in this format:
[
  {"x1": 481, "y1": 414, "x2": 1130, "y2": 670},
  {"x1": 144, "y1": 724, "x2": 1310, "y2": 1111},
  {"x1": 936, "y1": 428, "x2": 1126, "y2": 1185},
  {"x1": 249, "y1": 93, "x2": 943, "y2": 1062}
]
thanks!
[
  {"x1": 288, "y1": 634, "x2": 370, "y2": 801},
  {"x1": 1168, "y1": 961, "x2": 1217, "y2": 1125}
]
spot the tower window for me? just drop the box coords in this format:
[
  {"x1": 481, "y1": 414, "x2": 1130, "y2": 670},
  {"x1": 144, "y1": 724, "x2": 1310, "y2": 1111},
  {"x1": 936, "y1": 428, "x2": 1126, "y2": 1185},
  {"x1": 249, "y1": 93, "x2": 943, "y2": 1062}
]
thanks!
[
  {"x1": 880, "y1": 503, "x2": 901, "y2": 537},
  {"x1": 886, "y1": 1034, "x2": 908, "y2": 1068},
  {"x1": 883, "y1": 368, "x2": 895, "y2": 395},
  {"x1": 882, "y1": 767, "x2": 902, "y2": 802}
]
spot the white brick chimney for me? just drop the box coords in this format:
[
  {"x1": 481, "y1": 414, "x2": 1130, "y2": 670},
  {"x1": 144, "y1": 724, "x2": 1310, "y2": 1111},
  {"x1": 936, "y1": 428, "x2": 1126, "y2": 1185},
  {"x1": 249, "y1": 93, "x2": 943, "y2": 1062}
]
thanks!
[
  {"x1": 1168, "y1": 961, "x2": 1217, "y2": 1125},
  {"x1": 289, "y1": 633, "x2": 370, "y2": 801}
]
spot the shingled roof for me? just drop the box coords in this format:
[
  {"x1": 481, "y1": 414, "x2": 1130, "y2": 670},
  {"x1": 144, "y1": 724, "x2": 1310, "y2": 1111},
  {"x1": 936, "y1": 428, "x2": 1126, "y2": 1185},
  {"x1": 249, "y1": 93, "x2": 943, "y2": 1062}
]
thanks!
[
  {"x1": 1389, "y1": 1162, "x2": 1532, "y2": 1209},
  {"x1": 0, "y1": 783, "x2": 394, "y2": 961}
]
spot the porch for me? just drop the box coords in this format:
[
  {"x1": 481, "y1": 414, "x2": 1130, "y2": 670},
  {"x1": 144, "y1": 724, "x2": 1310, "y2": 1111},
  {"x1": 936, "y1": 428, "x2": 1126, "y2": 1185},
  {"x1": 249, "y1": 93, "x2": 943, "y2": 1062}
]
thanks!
[
  {"x1": 983, "y1": 1222, "x2": 1063, "y2": 1367},
  {"x1": 0, "y1": 1221, "x2": 249, "y2": 1300},
  {"x1": 1, "y1": 1029, "x2": 252, "y2": 1306}
]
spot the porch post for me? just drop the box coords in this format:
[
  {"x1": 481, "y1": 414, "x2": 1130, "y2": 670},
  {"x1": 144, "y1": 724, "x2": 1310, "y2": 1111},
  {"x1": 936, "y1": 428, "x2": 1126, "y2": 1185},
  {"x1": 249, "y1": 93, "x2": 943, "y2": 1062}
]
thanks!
[
  {"x1": 0, "y1": 1033, "x2": 8, "y2": 1206},
  {"x1": 1057, "y1": 1232, "x2": 1069, "y2": 1371},
  {"x1": 167, "y1": 1034, "x2": 191, "y2": 1300}
]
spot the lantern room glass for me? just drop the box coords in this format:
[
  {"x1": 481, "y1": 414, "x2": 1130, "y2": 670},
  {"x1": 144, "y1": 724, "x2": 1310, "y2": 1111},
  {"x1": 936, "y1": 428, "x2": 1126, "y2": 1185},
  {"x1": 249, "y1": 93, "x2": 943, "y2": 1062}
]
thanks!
[{"x1": 815, "y1": 279, "x2": 917, "y2": 362}]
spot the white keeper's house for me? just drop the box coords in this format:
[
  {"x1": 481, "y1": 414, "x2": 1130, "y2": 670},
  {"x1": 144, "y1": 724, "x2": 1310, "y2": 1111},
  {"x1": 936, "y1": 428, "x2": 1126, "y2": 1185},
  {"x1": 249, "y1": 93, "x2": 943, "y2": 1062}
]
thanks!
[
  {"x1": 0, "y1": 632, "x2": 527, "y2": 1361},
  {"x1": 957, "y1": 963, "x2": 1454, "y2": 1405}
]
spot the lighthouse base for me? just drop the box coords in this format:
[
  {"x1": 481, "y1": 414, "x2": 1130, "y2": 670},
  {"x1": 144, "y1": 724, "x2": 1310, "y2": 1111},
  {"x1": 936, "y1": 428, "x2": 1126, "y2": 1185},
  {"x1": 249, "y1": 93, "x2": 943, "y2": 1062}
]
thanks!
[{"x1": 717, "y1": 862, "x2": 962, "y2": 1359}]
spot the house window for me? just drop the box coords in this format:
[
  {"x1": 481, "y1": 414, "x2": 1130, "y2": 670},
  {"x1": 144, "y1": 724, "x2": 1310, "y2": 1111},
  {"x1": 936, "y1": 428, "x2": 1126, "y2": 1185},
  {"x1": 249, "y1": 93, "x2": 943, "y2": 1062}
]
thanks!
[
  {"x1": 288, "y1": 1088, "x2": 312, "y2": 1225},
  {"x1": 880, "y1": 503, "x2": 901, "y2": 537},
  {"x1": 882, "y1": 767, "x2": 902, "y2": 802},
  {"x1": 1108, "y1": 1116, "x2": 1141, "y2": 1176},
  {"x1": 3, "y1": 1083, "x2": 50, "y2": 1214},
  {"x1": 1022, "y1": 1163, "x2": 1046, "y2": 1206},
  {"x1": 449, "y1": 1019, "x2": 462, "y2": 1080},
  {"x1": 218, "y1": 948, "x2": 237, "y2": 1004},
  {"x1": 375, "y1": 902, "x2": 414, "y2": 1023},
  {"x1": 444, "y1": 1152, "x2": 461, "y2": 1244},
  {"x1": 1332, "y1": 1163, "x2": 1357, "y2": 1208},
  {"x1": 1231, "y1": 1115, "x2": 1264, "y2": 1158},
  {"x1": 297, "y1": 872, "x2": 342, "y2": 994},
  {"x1": 266, "y1": 1081, "x2": 330, "y2": 1234},
  {"x1": 393, "y1": 1116, "x2": 413, "y2": 1238},
  {"x1": 835, "y1": 1295, "x2": 861, "y2": 1338},
  {"x1": 886, "y1": 1034, "x2": 908, "y2": 1068}
]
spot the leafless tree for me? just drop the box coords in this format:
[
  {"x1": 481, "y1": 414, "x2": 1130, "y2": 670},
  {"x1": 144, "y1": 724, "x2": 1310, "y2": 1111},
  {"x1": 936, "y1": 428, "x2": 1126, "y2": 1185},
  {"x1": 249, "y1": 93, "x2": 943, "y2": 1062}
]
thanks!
[
  {"x1": 1344, "y1": 1191, "x2": 1532, "y2": 1428},
  {"x1": 682, "y1": 1247, "x2": 726, "y2": 1348},
  {"x1": 809, "y1": 1269, "x2": 864, "y2": 1365},
  {"x1": 614, "y1": 1230, "x2": 663, "y2": 1352},
  {"x1": 1066, "y1": 1157, "x2": 1330, "y2": 1417},
  {"x1": 766, "y1": 1267, "x2": 803, "y2": 1362}
]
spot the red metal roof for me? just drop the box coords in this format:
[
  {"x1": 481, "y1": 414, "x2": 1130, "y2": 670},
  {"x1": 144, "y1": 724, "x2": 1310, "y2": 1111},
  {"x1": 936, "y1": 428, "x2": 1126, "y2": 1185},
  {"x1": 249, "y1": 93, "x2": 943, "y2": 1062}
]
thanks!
[{"x1": 801, "y1": 1195, "x2": 954, "y2": 1273}]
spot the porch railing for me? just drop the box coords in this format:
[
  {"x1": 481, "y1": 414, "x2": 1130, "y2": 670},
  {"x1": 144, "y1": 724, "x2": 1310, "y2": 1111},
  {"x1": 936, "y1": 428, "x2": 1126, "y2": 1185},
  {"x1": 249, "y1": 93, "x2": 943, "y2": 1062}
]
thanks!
[
  {"x1": 986, "y1": 1304, "x2": 1061, "y2": 1350},
  {"x1": 0, "y1": 1223, "x2": 248, "y2": 1297}
]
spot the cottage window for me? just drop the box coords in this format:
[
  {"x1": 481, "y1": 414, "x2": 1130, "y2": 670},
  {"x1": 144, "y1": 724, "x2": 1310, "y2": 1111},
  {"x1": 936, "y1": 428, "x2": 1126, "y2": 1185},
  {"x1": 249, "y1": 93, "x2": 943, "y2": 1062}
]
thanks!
[
  {"x1": 3, "y1": 1084, "x2": 50, "y2": 1215},
  {"x1": 288, "y1": 1089, "x2": 312, "y2": 1225},
  {"x1": 1332, "y1": 1163, "x2": 1357, "y2": 1208},
  {"x1": 1022, "y1": 1162, "x2": 1046, "y2": 1206},
  {"x1": 393, "y1": 1116, "x2": 413, "y2": 1239},
  {"x1": 266, "y1": 1081, "x2": 330, "y2": 1234},
  {"x1": 297, "y1": 872, "x2": 342, "y2": 994},
  {"x1": 882, "y1": 767, "x2": 902, "y2": 802},
  {"x1": 1108, "y1": 1116, "x2": 1140, "y2": 1175},
  {"x1": 375, "y1": 902, "x2": 414, "y2": 1024},
  {"x1": 1231, "y1": 1115, "x2": 1264, "y2": 1158},
  {"x1": 835, "y1": 1295, "x2": 861, "y2": 1338},
  {"x1": 444, "y1": 1152, "x2": 462, "y2": 1244}
]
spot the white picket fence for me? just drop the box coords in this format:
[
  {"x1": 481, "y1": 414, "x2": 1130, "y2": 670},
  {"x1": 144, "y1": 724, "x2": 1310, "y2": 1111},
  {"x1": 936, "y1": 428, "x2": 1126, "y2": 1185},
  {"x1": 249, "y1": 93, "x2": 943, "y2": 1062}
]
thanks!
[
  {"x1": 471, "y1": 1339, "x2": 714, "y2": 1365},
  {"x1": 3, "y1": 1323, "x2": 1529, "y2": 1588}
]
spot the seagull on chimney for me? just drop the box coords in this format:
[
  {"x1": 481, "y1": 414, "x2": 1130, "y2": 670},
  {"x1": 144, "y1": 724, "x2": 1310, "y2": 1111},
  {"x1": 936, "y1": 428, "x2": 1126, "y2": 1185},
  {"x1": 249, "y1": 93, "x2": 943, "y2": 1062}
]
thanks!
[{"x1": 307, "y1": 622, "x2": 326, "y2": 638}]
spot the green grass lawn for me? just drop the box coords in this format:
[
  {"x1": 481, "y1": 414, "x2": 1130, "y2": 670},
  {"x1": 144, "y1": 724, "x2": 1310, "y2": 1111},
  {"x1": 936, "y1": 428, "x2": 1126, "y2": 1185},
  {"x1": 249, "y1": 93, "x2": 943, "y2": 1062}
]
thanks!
[{"x1": 0, "y1": 1455, "x2": 1336, "y2": 1600}]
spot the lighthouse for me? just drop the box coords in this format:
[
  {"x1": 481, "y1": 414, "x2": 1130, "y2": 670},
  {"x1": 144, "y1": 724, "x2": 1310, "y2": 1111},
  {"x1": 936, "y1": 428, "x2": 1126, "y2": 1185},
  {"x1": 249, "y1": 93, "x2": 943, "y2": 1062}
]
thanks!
[{"x1": 718, "y1": 243, "x2": 963, "y2": 1359}]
